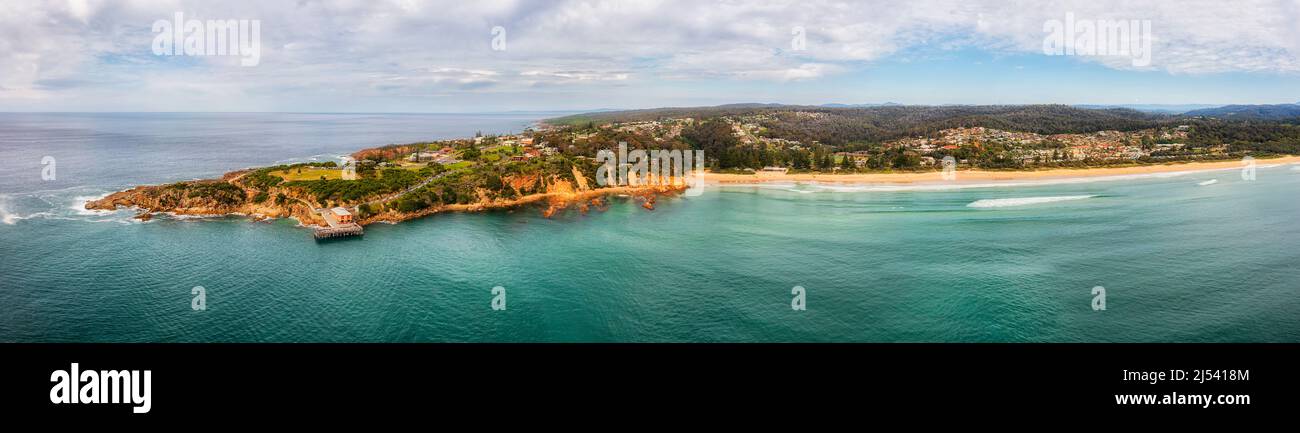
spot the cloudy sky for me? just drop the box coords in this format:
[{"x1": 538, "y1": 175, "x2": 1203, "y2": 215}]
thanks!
[{"x1": 3, "y1": 0, "x2": 1300, "y2": 112}]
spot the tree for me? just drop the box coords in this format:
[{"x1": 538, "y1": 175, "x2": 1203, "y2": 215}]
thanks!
[
  {"x1": 681, "y1": 119, "x2": 738, "y2": 167},
  {"x1": 461, "y1": 146, "x2": 482, "y2": 161}
]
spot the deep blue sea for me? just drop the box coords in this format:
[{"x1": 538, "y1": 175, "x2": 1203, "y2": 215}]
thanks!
[{"x1": 2, "y1": 113, "x2": 1298, "y2": 342}]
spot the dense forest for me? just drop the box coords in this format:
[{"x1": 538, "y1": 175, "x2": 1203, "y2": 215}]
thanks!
[
  {"x1": 551, "y1": 104, "x2": 1174, "y2": 145},
  {"x1": 1184, "y1": 119, "x2": 1300, "y2": 154},
  {"x1": 759, "y1": 105, "x2": 1171, "y2": 145}
]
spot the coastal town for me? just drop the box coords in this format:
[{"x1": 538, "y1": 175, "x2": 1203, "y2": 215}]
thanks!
[
  {"x1": 84, "y1": 105, "x2": 1286, "y2": 239},
  {"x1": 552, "y1": 113, "x2": 1215, "y2": 171}
]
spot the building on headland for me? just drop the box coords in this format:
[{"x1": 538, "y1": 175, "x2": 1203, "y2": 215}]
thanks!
[
  {"x1": 314, "y1": 206, "x2": 362, "y2": 240},
  {"x1": 331, "y1": 207, "x2": 353, "y2": 224}
]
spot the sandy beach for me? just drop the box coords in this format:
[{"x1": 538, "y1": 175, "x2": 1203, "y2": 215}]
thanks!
[{"x1": 704, "y1": 156, "x2": 1300, "y2": 184}]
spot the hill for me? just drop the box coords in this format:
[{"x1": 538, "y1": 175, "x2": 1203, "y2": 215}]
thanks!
[
  {"x1": 549, "y1": 104, "x2": 1172, "y2": 145},
  {"x1": 1183, "y1": 104, "x2": 1300, "y2": 120}
]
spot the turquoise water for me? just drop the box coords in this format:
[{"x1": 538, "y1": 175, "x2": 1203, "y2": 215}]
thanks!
[{"x1": 2, "y1": 114, "x2": 1299, "y2": 342}]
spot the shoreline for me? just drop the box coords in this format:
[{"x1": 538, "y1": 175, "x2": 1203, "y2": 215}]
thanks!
[
  {"x1": 80, "y1": 155, "x2": 1298, "y2": 230},
  {"x1": 83, "y1": 181, "x2": 681, "y2": 228},
  {"x1": 704, "y1": 156, "x2": 1300, "y2": 185}
]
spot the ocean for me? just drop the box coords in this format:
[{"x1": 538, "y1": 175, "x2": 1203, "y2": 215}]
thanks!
[{"x1": 2, "y1": 113, "x2": 1298, "y2": 342}]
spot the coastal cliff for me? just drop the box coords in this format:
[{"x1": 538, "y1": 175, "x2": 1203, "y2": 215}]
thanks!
[
  {"x1": 85, "y1": 179, "x2": 316, "y2": 222},
  {"x1": 85, "y1": 167, "x2": 683, "y2": 226}
]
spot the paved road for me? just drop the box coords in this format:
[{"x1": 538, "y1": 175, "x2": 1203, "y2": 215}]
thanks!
[{"x1": 356, "y1": 170, "x2": 453, "y2": 210}]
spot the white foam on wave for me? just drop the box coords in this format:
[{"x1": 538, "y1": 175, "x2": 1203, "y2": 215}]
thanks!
[
  {"x1": 1197, "y1": 179, "x2": 1219, "y2": 186},
  {"x1": 0, "y1": 188, "x2": 138, "y2": 225},
  {"x1": 273, "y1": 153, "x2": 350, "y2": 166},
  {"x1": 966, "y1": 195, "x2": 1096, "y2": 208},
  {"x1": 72, "y1": 194, "x2": 114, "y2": 215}
]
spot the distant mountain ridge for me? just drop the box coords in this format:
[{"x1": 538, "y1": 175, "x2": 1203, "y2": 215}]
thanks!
[
  {"x1": 820, "y1": 102, "x2": 903, "y2": 108},
  {"x1": 822, "y1": 103, "x2": 1220, "y2": 113},
  {"x1": 579, "y1": 103, "x2": 1300, "y2": 117},
  {"x1": 1073, "y1": 104, "x2": 1222, "y2": 114},
  {"x1": 1182, "y1": 103, "x2": 1300, "y2": 119}
]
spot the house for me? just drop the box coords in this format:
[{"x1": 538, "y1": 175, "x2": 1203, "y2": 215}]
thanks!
[
  {"x1": 520, "y1": 137, "x2": 534, "y2": 146},
  {"x1": 330, "y1": 207, "x2": 353, "y2": 224}
]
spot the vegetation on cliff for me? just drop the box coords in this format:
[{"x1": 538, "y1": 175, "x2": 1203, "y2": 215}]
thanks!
[{"x1": 86, "y1": 130, "x2": 679, "y2": 226}]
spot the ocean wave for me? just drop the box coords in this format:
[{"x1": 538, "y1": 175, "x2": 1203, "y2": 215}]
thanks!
[
  {"x1": 0, "y1": 188, "x2": 135, "y2": 225},
  {"x1": 1197, "y1": 179, "x2": 1219, "y2": 186},
  {"x1": 272, "y1": 153, "x2": 351, "y2": 166},
  {"x1": 72, "y1": 194, "x2": 112, "y2": 215},
  {"x1": 966, "y1": 195, "x2": 1096, "y2": 208},
  {"x1": 162, "y1": 213, "x2": 232, "y2": 220}
]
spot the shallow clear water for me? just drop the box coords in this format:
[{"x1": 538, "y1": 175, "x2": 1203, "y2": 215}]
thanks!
[{"x1": 2, "y1": 113, "x2": 1298, "y2": 342}]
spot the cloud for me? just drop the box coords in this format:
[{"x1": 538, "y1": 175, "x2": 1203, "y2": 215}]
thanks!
[
  {"x1": 520, "y1": 70, "x2": 630, "y2": 83},
  {"x1": 0, "y1": 0, "x2": 1297, "y2": 110}
]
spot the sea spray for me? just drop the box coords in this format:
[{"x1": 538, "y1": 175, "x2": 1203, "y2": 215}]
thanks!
[{"x1": 0, "y1": 194, "x2": 19, "y2": 225}]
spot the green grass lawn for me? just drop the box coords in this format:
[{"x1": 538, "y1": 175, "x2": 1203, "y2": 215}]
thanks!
[{"x1": 272, "y1": 167, "x2": 345, "y2": 181}]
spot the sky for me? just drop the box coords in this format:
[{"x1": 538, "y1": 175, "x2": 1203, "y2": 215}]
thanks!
[{"x1": 2, "y1": 0, "x2": 1300, "y2": 112}]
